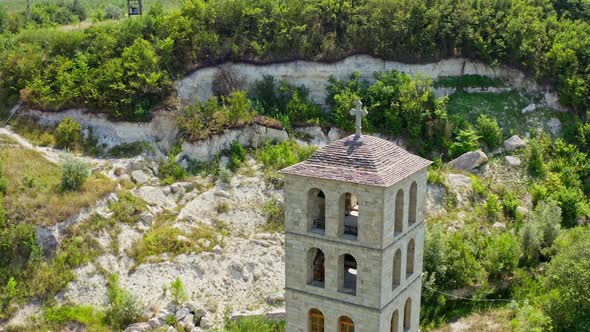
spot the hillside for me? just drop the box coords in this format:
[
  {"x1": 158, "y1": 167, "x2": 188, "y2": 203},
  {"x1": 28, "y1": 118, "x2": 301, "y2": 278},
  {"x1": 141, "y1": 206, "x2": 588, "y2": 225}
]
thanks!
[{"x1": 0, "y1": 1, "x2": 590, "y2": 332}]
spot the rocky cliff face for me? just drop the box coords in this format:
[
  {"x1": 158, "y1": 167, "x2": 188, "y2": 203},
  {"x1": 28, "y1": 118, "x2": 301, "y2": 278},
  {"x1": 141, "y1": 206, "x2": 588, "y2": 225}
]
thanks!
[{"x1": 177, "y1": 55, "x2": 533, "y2": 107}]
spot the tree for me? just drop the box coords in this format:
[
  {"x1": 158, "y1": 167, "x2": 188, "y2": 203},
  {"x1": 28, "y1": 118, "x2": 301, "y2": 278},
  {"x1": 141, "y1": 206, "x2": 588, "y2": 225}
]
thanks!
[
  {"x1": 544, "y1": 227, "x2": 590, "y2": 330},
  {"x1": 520, "y1": 222, "x2": 541, "y2": 262},
  {"x1": 449, "y1": 128, "x2": 480, "y2": 158},
  {"x1": 55, "y1": 117, "x2": 81, "y2": 149},
  {"x1": 533, "y1": 201, "x2": 561, "y2": 250},
  {"x1": 476, "y1": 114, "x2": 502, "y2": 149}
]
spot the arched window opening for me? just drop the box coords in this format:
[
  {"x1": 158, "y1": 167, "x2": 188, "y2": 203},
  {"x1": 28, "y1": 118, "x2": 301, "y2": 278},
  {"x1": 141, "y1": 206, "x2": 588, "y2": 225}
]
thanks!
[
  {"x1": 394, "y1": 189, "x2": 404, "y2": 235},
  {"x1": 391, "y1": 310, "x2": 399, "y2": 332},
  {"x1": 338, "y1": 316, "x2": 355, "y2": 332},
  {"x1": 309, "y1": 308, "x2": 324, "y2": 332},
  {"x1": 307, "y1": 248, "x2": 325, "y2": 288},
  {"x1": 308, "y1": 188, "x2": 326, "y2": 233},
  {"x1": 406, "y1": 239, "x2": 415, "y2": 277},
  {"x1": 339, "y1": 254, "x2": 357, "y2": 295},
  {"x1": 392, "y1": 249, "x2": 402, "y2": 289},
  {"x1": 403, "y1": 298, "x2": 412, "y2": 330},
  {"x1": 342, "y1": 192, "x2": 359, "y2": 240},
  {"x1": 409, "y1": 182, "x2": 417, "y2": 226}
]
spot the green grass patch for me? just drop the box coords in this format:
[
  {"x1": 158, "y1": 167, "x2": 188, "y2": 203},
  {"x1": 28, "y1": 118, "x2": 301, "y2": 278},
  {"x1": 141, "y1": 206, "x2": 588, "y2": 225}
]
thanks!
[
  {"x1": 447, "y1": 91, "x2": 577, "y2": 138},
  {"x1": 435, "y1": 75, "x2": 506, "y2": 88},
  {"x1": 43, "y1": 305, "x2": 108, "y2": 331},
  {"x1": 0, "y1": 146, "x2": 115, "y2": 226},
  {"x1": 225, "y1": 316, "x2": 285, "y2": 332},
  {"x1": 128, "y1": 216, "x2": 226, "y2": 264}
]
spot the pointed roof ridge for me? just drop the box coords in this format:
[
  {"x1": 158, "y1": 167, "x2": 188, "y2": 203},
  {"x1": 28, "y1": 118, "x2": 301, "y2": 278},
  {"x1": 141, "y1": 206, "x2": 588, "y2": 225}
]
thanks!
[{"x1": 280, "y1": 134, "x2": 432, "y2": 187}]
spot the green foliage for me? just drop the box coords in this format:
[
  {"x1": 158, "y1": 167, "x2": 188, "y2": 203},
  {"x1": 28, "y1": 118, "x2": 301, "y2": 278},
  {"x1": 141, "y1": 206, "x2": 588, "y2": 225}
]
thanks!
[
  {"x1": 435, "y1": 75, "x2": 506, "y2": 89},
  {"x1": 104, "y1": 274, "x2": 140, "y2": 329},
  {"x1": 327, "y1": 70, "x2": 450, "y2": 153},
  {"x1": 227, "y1": 141, "x2": 246, "y2": 172},
  {"x1": 55, "y1": 117, "x2": 81, "y2": 149},
  {"x1": 159, "y1": 149, "x2": 187, "y2": 185},
  {"x1": 60, "y1": 155, "x2": 89, "y2": 191},
  {"x1": 520, "y1": 222, "x2": 541, "y2": 262},
  {"x1": 256, "y1": 140, "x2": 316, "y2": 171},
  {"x1": 543, "y1": 227, "x2": 590, "y2": 331},
  {"x1": 484, "y1": 194, "x2": 501, "y2": 219},
  {"x1": 109, "y1": 191, "x2": 147, "y2": 224},
  {"x1": 178, "y1": 91, "x2": 256, "y2": 141},
  {"x1": 225, "y1": 316, "x2": 285, "y2": 332},
  {"x1": 481, "y1": 233, "x2": 520, "y2": 279},
  {"x1": 218, "y1": 167, "x2": 233, "y2": 184},
  {"x1": 262, "y1": 199, "x2": 284, "y2": 232},
  {"x1": 510, "y1": 301, "x2": 553, "y2": 332},
  {"x1": 528, "y1": 140, "x2": 547, "y2": 178},
  {"x1": 107, "y1": 142, "x2": 154, "y2": 158},
  {"x1": 534, "y1": 201, "x2": 562, "y2": 251},
  {"x1": 449, "y1": 128, "x2": 481, "y2": 158},
  {"x1": 43, "y1": 305, "x2": 105, "y2": 328},
  {"x1": 167, "y1": 276, "x2": 188, "y2": 306},
  {"x1": 476, "y1": 114, "x2": 502, "y2": 149},
  {"x1": 502, "y1": 191, "x2": 519, "y2": 219},
  {"x1": 252, "y1": 76, "x2": 323, "y2": 126}
]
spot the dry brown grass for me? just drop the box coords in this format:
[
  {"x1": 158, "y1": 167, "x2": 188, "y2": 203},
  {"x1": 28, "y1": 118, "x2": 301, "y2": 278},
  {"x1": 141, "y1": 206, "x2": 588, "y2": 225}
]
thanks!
[
  {"x1": 429, "y1": 308, "x2": 512, "y2": 332},
  {"x1": 1, "y1": 146, "x2": 115, "y2": 226}
]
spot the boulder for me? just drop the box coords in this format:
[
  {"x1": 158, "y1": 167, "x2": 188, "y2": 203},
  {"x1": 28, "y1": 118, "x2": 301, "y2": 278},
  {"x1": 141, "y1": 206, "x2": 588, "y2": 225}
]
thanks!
[
  {"x1": 34, "y1": 226, "x2": 57, "y2": 258},
  {"x1": 426, "y1": 184, "x2": 446, "y2": 215},
  {"x1": 108, "y1": 193, "x2": 119, "y2": 203},
  {"x1": 492, "y1": 222, "x2": 507, "y2": 231},
  {"x1": 135, "y1": 186, "x2": 176, "y2": 210},
  {"x1": 503, "y1": 135, "x2": 526, "y2": 152},
  {"x1": 266, "y1": 292, "x2": 285, "y2": 305},
  {"x1": 131, "y1": 170, "x2": 150, "y2": 184},
  {"x1": 517, "y1": 206, "x2": 530, "y2": 216},
  {"x1": 521, "y1": 103, "x2": 536, "y2": 113},
  {"x1": 181, "y1": 313, "x2": 195, "y2": 329},
  {"x1": 447, "y1": 173, "x2": 472, "y2": 190},
  {"x1": 128, "y1": 156, "x2": 146, "y2": 171},
  {"x1": 505, "y1": 156, "x2": 521, "y2": 167},
  {"x1": 547, "y1": 117, "x2": 562, "y2": 136},
  {"x1": 176, "y1": 307, "x2": 191, "y2": 321},
  {"x1": 213, "y1": 244, "x2": 223, "y2": 255},
  {"x1": 124, "y1": 322, "x2": 151, "y2": 332},
  {"x1": 448, "y1": 151, "x2": 488, "y2": 171},
  {"x1": 148, "y1": 317, "x2": 162, "y2": 329}
]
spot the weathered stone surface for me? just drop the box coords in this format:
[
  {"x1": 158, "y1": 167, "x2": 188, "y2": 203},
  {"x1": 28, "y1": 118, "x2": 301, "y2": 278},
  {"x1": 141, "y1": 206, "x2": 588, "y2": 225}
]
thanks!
[
  {"x1": 134, "y1": 186, "x2": 176, "y2": 210},
  {"x1": 521, "y1": 103, "x2": 536, "y2": 113},
  {"x1": 35, "y1": 226, "x2": 57, "y2": 258},
  {"x1": 131, "y1": 170, "x2": 150, "y2": 184},
  {"x1": 148, "y1": 317, "x2": 162, "y2": 328},
  {"x1": 504, "y1": 135, "x2": 526, "y2": 152},
  {"x1": 517, "y1": 206, "x2": 530, "y2": 216},
  {"x1": 176, "y1": 307, "x2": 191, "y2": 321},
  {"x1": 492, "y1": 222, "x2": 507, "y2": 231},
  {"x1": 505, "y1": 156, "x2": 522, "y2": 167},
  {"x1": 447, "y1": 174, "x2": 472, "y2": 190},
  {"x1": 124, "y1": 322, "x2": 151, "y2": 332},
  {"x1": 448, "y1": 151, "x2": 488, "y2": 171},
  {"x1": 426, "y1": 184, "x2": 446, "y2": 216},
  {"x1": 547, "y1": 117, "x2": 562, "y2": 136},
  {"x1": 265, "y1": 292, "x2": 285, "y2": 305}
]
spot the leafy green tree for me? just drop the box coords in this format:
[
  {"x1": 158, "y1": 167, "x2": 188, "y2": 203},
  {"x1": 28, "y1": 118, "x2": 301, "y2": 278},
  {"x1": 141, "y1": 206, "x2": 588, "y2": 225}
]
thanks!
[{"x1": 544, "y1": 227, "x2": 590, "y2": 331}]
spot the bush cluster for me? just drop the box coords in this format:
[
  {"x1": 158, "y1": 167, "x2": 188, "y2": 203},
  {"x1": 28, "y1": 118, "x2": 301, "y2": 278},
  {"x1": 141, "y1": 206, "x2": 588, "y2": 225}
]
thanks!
[{"x1": 3, "y1": 0, "x2": 590, "y2": 120}]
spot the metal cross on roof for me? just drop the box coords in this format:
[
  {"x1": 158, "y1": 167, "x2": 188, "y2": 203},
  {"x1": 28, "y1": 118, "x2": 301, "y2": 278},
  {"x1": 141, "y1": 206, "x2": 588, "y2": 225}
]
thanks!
[{"x1": 350, "y1": 100, "x2": 368, "y2": 138}]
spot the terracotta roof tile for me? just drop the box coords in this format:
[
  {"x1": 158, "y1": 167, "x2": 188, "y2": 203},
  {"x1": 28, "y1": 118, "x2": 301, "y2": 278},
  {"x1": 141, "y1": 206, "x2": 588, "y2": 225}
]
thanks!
[{"x1": 280, "y1": 134, "x2": 432, "y2": 187}]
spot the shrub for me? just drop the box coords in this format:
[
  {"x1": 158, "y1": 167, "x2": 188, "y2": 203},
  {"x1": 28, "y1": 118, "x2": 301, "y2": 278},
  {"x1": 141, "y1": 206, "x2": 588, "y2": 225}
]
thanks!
[
  {"x1": 262, "y1": 199, "x2": 285, "y2": 232},
  {"x1": 449, "y1": 128, "x2": 480, "y2": 158},
  {"x1": 159, "y1": 150, "x2": 187, "y2": 185},
  {"x1": 476, "y1": 114, "x2": 502, "y2": 149},
  {"x1": 510, "y1": 301, "x2": 553, "y2": 332},
  {"x1": 216, "y1": 201, "x2": 230, "y2": 214},
  {"x1": 55, "y1": 117, "x2": 81, "y2": 149},
  {"x1": 109, "y1": 192, "x2": 147, "y2": 224},
  {"x1": 484, "y1": 194, "x2": 501, "y2": 219},
  {"x1": 482, "y1": 233, "x2": 520, "y2": 279},
  {"x1": 224, "y1": 90, "x2": 255, "y2": 127},
  {"x1": 520, "y1": 222, "x2": 541, "y2": 262},
  {"x1": 218, "y1": 168, "x2": 233, "y2": 184},
  {"x1": 528, "y1": 141, "x2": 546, "y2": 178},
  {"x1": 533, "y1": 201, "x2": 561, "y2": 250},
  {"x1": 256, "y1": 140, "x2": 316, "y2": 171},
  {"x1": 39, "y1": 132, "x2": 56, "y2": 147},
  {"x1": 60, "y1": 155, "x2": 89, "y2": 191},
  {"x1": 104, "y1": 5, "x2": 122, "y2": 20},
  {"x1": 167, "y1": 277, "x2": 189, "y2": 306},
  {"x1": 104, "y1": 274, "x2": 140, "y2": 329},
  {"x1": 502, "y1": 191, "x2": 519, "y2": 219},
  {"x1": 227, "y1": 141, "x2": 246, "y2": 172},
  {"x1": 225, "y1": 316, "x2": 285, "y2": 332}
]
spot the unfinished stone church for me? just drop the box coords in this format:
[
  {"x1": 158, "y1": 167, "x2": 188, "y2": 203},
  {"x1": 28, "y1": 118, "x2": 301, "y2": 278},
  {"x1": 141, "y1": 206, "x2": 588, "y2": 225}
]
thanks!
[{"x1": 280, "y1": 109, "x2": 431, "y2": 331}]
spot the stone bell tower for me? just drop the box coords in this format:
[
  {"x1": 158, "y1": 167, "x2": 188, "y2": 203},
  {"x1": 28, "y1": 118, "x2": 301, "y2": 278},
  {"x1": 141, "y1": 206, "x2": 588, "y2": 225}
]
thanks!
[{"x1": 280, "y1": 101, "x2": 431, "y2": 332}]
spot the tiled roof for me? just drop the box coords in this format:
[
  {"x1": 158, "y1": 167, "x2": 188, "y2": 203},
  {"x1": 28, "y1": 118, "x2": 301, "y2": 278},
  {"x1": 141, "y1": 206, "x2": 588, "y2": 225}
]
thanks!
[{"x1": 280, "y1": 134, "x2": 432, "y2": 187}]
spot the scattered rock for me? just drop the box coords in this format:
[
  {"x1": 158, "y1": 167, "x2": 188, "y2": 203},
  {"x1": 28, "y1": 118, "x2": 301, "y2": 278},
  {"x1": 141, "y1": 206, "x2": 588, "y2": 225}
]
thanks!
[
  {"x1": 213, "y1": 190, "x2": 231, "y2": 199},
  {"x1": 492, "y1": 222, "x2": 507, "y2": 231},
  {"x1": 131, "y1": 170, "x2": 150, "y2": 184},
  {"x1": 447, "y1": 173, "x2": 472, "y2": 190},
  {"x1": 517, "y1": 206, "x2": 530, "y2": 216},
  {"x1": 171, "y1": 183, "x2": 185, "y2": 194},
  {"x1": 108, "y1": 192, "x2": 119, "y2": 203},
  {"x1": 148, "y1": 317, "x2": 162, "y2": 329},
  {"x1": 266, "y1": 308, "x2": 286, "y2": 320},
  {"x1": 213, "y1": 245, "x2": 223, "y2": 255},
  {"x1": 181, "y1": 313, "x2": 195, "y2": 329},
  {"x1": 265, "y1": 292, "x2": 285, "y2": 305},
  {"x1": 503, "y1": 135, "x2": 526, "y2": 152},
  {"x1": 477, "y1": 225, "x2": 491, "y2": 235},
  {"x1": 178, "y1": 159, "x2": 189, "y2": 170},
  {"x1": 167, "y1": 326, "x2": 178, "y2": 332},
  {"x1": 505, "y1": 156, "x2": 521, "y2": 167},
  {"x1": 448, "y1": 151, "x2": 488, "y2": 171},
  {"x1": 125, "y1": 322, "x2": 151, "y2": 332},
  {"x1": 219, "y1": 156, "x2": 230, "y2": 168},
  {"x1": 199, "y1": 316, "x2": 213, "y2": 329},
  {"x1": 135, "y1": 186, "x2": 177, "y2": 209},
  {"x1": 521, "y1": 103, "x2": 536, "y2": 113},
  {"x1": 426, "y1": 184, "x2": 446, "y2": 215},
  {"x1": 547, "y1": 117, "x2": 562, "y2": 136},
  {"x1": 128, "y1": 156, "x2": 146, "y2": 171},
  {"x1": 176, "y1": 307, "x2": 191, "y2": 321},
  {"x1": 162, "y1": 186, "x2": 172, "y2": 195},
  {"x1": 490, "y1": 146, "x2": 504, "y2": 156},
  {"x1": 140, "y1": 212, "x2": 154, "y2": 226},
  {"x1": 34, "y1": 226, "x2": 57, "y2": 258}
]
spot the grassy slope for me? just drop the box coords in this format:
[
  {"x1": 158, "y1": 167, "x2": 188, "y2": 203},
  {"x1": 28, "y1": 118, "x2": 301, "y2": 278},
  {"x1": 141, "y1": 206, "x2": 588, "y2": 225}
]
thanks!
[
  {"x1": 0, "y1": 136, "x2": 115, "y2": 226},
  {"x1": 447, "y1": 90, "x2": 577, "y2": 138}
]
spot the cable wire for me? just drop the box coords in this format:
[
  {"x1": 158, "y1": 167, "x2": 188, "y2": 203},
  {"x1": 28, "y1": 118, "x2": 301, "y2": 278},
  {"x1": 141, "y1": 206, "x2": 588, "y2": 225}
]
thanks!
[{"x1": 423, "y1": 284, "x2": 513, "y2": 302}]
